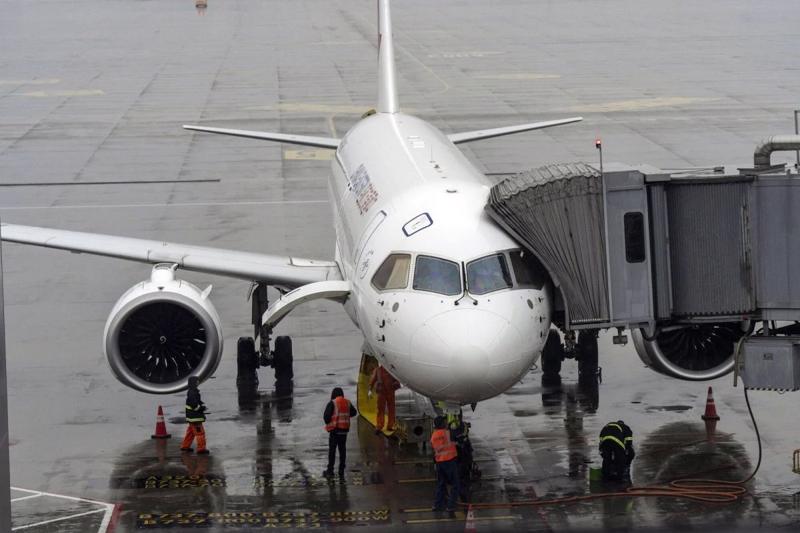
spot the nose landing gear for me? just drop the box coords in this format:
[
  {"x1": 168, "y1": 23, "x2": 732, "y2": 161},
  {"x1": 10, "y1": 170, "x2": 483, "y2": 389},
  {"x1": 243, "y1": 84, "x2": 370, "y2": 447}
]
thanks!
[
  {"x1": 540, "y1": 328, "x2": 600, "y2": 386},
  {"x1": 237, "y1": 283, "x2": 294, "y2": 386}
]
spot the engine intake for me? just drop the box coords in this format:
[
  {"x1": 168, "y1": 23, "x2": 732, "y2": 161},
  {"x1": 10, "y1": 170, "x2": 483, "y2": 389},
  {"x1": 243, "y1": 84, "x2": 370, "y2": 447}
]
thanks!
[
  {"x1": 103, "y1": 264, "x2": 223, "y2": 394},
  {"x1": 632, "y1": 323, "x2": 745, "y2": 381}
]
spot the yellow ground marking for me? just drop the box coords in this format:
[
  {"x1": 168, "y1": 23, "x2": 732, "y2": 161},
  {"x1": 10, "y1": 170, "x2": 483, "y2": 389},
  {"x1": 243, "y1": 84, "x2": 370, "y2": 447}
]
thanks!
[
  {"x1": 20, "y1": 89, "x2": 104, "y2": 98},
  {"x1": 405, "y1": 515, "x2": 515, "y2": 525},
  {"x1": 564, "y1": 96, "x2": 719, "y2": 113},
  {"x1": 0, "y1": 78, "x2": 60, "y2": 86},
  {"x1": 476, "y1": 73, "x2": 561, "y2": 80},
  {"x1": 283, "y1": 149, "x2": 334, "y2": 161}
]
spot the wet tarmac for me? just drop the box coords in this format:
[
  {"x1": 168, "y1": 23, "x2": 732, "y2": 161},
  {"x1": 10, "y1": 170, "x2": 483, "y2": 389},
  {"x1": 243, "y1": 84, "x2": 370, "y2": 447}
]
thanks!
[{"x1": 2, "y1": 0, "x2": 800, "y2": 531}]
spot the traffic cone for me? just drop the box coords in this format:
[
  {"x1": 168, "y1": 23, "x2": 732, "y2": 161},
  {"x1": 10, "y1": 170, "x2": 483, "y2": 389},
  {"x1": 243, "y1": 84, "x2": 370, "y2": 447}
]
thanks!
[
  {"x1": 701, "y1": 386, "x2": 720, "y2": 421},
  {"x1": 464, "y1": 504, "x2": 476, "y2": 532},
  {"x1": 151, "y1": 405, "x2": 172, "y2": 439}
]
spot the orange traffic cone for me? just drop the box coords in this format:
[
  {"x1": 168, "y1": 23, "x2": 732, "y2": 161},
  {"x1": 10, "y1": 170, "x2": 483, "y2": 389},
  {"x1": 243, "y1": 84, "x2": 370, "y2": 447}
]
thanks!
[
  {"x1": 701, "y1": 386, "x2": 720, "y2": 421},
  {"x1": 151, "y1": 405, "x2": 172, "y2": 439},
  {"x1": 464, "y1": 504, "x2": 476, "y2": 532}
]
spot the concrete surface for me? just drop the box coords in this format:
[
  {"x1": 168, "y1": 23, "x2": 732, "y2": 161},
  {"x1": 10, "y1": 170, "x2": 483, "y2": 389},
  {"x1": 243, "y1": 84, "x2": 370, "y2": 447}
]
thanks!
[{"x1": 1, "y1": 0, "x2": 799, "y2": 531}]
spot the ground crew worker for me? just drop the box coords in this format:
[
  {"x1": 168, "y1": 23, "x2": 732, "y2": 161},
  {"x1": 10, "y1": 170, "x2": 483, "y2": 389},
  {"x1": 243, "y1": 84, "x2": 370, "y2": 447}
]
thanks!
[
  {"x1": 323, "y1": 387, "x2": 357, "y2": 478},
  {"x1": 181, "y1": 376, "x2": 209, "y2": 454},
  {"x1": 599, "y1": 420, "x2": 635, "y2": 481},
  {"x1": 430, "y1": 415, "x2": 459, "y2": 516},
  {"x1": 368, "y1": 364, "x2": 400, "y2": 434}
]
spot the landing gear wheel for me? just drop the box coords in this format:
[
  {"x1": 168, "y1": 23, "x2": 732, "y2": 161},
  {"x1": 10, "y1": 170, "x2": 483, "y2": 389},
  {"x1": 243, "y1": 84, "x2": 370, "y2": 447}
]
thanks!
[
  {"x1": 274, "y1": 335, "x2": 294, "y2": 380},
  {"x1": 541, "y1": 329, "x2": 564, "y2": 386},
  {"x1": 236, "y1": 336, "x2": 259, "y2": 385},
  {"x1": 577, "y1": 329, "x2": 599, "y2": 385}
]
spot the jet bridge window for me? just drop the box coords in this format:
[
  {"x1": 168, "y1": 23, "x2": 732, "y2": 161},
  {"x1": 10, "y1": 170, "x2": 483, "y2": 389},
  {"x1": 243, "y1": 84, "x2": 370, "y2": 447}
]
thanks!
[
  {"x1": 372, "y1": 253, "x2": 411, "y2": 291},
  {"x1": 466, "y1": 254, "x2": 513, "y2": 295},
  {"x1": 510, "y1": 250, "x2": 548, "y2": 290},
  {"x1": 413, "y1": 256, "x2": 461, "y2": 296}
]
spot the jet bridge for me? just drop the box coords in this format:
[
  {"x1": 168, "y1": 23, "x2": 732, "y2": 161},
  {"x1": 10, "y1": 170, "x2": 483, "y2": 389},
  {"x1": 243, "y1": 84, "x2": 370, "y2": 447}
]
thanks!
[{"x1": 486, "y1": 136, "x2": 800, "y2": 389}]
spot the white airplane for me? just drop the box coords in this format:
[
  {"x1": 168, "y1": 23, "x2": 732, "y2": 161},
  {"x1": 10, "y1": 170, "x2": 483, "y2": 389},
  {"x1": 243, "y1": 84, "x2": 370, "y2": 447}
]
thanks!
[{"x1": 0, "y1": 0, "x2": 581, "y2": 406}]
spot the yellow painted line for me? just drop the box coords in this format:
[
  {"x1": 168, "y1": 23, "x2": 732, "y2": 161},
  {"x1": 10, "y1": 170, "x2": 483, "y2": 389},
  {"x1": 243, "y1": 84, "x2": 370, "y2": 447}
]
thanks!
[
  {"x1": 19, "y1": 89, "x2": 104, "y2": 98},
  {"x1": 476, "y1": 73, "x2": 561, "y2": 80},
  {"x1": 0, "y1": 78, "x2": 60, "y2": 86},
  {"x1": 283, "y1": 149, "x2": 334, "y2": 161},
  {"x1": 405, "y1": 515, "x2": 515, "y2": 525},
  {"x1": 563, "y1": 96, "x2": 719, "y2": 113}
]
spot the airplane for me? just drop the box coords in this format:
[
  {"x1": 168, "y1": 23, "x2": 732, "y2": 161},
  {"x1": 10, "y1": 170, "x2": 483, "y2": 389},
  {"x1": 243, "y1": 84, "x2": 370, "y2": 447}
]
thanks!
[{"x1": 0, "y1": 0, "x2": 583, "y2": 407}]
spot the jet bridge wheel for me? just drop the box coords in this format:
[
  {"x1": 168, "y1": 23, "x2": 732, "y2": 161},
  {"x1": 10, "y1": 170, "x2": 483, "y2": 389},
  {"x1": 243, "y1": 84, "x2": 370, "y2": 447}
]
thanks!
[
  {"x1": 274, "y1": 335, "x2": 293, "y2": 380},
  {"x1": 541, "y1": 329, "x2": 564, "y2": 385}
]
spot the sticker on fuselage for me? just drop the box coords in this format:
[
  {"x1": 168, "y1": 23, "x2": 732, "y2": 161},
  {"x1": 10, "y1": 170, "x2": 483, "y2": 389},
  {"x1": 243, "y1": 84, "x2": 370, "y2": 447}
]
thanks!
[{"x1": 349, "y1": 164, "x2": 379, "y2": 214}]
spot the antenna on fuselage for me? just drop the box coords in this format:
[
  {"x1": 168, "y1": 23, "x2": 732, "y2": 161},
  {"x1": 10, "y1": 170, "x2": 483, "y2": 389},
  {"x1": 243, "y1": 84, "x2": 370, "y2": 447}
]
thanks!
[{"x1": 377, "y1": 0, "x2": 399, "y2": 113}]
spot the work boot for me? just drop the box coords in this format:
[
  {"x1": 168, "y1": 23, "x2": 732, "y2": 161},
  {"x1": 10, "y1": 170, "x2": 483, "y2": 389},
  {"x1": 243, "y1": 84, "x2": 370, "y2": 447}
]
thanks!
[
  {"x1": 197, "y1": 449, "x2": 210, "y2": 455},
  {"x1": 322, "y1": 469, "x2": 333, "y2": 478},
  {"x1": 180, "y1": 447, "x2": 193, "y2": 452}
]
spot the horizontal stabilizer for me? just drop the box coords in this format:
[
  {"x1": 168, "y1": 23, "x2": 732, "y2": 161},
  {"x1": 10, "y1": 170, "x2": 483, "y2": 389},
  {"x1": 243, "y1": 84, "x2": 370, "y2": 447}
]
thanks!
[
  {"x1": 183, "y1": 125, "x2": 340, "y2": 149},
  {"x1": 448, "y1": 117, "x2": 583, "y2": 144}
]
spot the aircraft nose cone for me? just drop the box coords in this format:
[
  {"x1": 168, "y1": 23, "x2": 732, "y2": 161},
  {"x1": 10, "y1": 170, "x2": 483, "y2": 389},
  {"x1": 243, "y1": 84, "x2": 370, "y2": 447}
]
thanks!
[{"x1": 410, "y1": 308, "x2": 523, "y2": 402}]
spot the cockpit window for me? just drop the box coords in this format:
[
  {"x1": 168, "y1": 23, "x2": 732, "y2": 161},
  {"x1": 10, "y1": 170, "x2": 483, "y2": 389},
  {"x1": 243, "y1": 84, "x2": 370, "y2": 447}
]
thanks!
[
  {"x1": 466, "y1": 254, "x2": 513, "y2": 295},
  {"x1": 413, "y1": 256, "x2": 461, "y2": 296},
  {"x1": 510, "y1": 250, "x2": 547, "y2": 290},
  {"x1": 372, "y1": 253, "x2": 411, "y2": 291}
]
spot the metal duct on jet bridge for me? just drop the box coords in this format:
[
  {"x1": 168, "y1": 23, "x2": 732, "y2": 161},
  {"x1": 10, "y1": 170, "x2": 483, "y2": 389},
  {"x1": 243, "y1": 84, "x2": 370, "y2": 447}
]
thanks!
[{"x1": 753, "y1": 135, "x2": 800, "y2": 168}]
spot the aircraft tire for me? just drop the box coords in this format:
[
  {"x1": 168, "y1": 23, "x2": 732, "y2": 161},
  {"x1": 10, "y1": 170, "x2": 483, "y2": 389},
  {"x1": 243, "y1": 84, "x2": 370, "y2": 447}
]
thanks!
[
  {"x1": 577, "y1": 329, "x2": 599, "y2": 384},
  {"x1": 236, "y1": 336, "x2": 259, "y2": 385},
  {"x1": 541, "y1": 329, "x2": 563, "y2": 382},
  {"x1": 274, "y1": 335, "x2": 294, "y2": 380}
]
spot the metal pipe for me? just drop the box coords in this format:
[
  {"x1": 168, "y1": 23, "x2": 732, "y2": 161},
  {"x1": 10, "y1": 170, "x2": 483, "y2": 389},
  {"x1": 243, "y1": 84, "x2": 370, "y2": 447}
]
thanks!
[
  {"x1": 753, "y1": 134, "x2": 800, "y2": 168},
  {"x1": 0, "y1": 221, "x2": 10, "y2": 533}
]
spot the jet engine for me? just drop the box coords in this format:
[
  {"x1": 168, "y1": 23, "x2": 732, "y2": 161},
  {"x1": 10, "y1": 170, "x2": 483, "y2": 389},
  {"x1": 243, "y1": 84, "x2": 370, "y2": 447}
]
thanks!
[
  {"x1": 631, "y1": 323, "x2": 746, "y2": 381},
  {"x1": 103, "y1": 264, "x2": 223, "y2": 394}
]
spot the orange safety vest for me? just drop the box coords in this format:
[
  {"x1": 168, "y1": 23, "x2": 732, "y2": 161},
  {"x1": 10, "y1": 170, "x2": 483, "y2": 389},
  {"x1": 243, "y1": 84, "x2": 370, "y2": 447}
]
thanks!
[
  {"x1": 430, "y1": 428, "x2": 457, "y2": 462},
  {"x1": 325, "y1": 397, "x2": 351, "y2": 432}
]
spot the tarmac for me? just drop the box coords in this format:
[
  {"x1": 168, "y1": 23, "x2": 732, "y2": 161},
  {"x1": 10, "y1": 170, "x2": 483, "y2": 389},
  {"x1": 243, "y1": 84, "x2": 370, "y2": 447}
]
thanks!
[{"x1": 2, "y1": 0, "x2": 800, "y2": 531}]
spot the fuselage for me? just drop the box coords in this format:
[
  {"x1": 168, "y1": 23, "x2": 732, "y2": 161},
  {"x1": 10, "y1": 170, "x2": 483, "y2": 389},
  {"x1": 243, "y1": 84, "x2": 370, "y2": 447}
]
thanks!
[{"x1": 328, "y1": 112, "x2": 551, "y2": 404}]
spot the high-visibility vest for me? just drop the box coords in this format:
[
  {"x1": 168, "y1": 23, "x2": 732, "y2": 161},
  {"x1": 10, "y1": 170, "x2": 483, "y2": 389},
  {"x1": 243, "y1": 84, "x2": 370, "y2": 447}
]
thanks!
[
  {"x1": 325, "y1": 397, "x2": 351, "y2": 432},
  {"x1": 430, "y1": 428, "x2": 457, "y2": 462}
]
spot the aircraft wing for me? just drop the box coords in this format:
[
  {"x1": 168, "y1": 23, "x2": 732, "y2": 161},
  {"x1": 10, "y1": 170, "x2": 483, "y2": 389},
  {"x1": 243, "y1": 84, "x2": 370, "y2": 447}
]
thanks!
[
  {"x1": 448, "y1": 117, "x2": 583, "y2": 144},
  {"x1": 0, "y1": 223, "x2": 342, "y2": 287},
  {"x1": 183, "y1": 125, "x2": 340, "y2": 149}
]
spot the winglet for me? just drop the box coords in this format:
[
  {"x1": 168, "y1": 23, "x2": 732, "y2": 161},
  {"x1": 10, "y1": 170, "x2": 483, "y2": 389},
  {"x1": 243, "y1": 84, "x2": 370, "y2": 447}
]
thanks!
[{"x1": 377, "y1": 0, "x2": 399, "y2": 113}]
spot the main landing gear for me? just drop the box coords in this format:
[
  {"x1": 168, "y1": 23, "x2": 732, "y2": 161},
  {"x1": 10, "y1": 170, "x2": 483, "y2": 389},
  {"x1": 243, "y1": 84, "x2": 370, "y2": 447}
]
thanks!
[
  {"x1": 237, "y1": 282, "x2": 294, "y2": 385},
  {"x1": 541, "y1": 328, "x2": 600, "y2": 386}
]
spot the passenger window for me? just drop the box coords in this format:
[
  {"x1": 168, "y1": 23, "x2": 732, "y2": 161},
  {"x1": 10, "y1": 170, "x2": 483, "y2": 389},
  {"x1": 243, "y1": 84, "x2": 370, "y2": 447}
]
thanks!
[
  {"x1": 372, "y1": 254, "x2": 411, "y2": 291},
  {"x1": 466, "y1": 254, "x2": 513, "y2": 295},
  {"x1": 510, "y1": 250, "x2": 547, "y2": 290},
  {"x1": 413, "y1": 256, "x2": 461, "y2": 296}
]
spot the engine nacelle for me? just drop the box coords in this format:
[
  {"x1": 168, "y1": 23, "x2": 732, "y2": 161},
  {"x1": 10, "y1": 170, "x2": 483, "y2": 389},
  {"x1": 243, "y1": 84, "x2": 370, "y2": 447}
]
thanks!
[
  {"x1": 103, "y1": 264, "x2": 224, "y2": 394},
  {"x1": 632, "y1": 323, "x2": 746, "y2": 381}
]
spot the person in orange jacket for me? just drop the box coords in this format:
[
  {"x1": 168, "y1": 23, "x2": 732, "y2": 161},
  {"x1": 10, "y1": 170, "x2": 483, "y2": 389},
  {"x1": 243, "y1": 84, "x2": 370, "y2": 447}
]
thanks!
[
  {"x1": 430, "y1": 415, "x2": 459, "y2": 516},
  {"x1": 323, "y1": 387, "x2": 357, "y2": 478},
  {"x1": 368, "y1": 364, "x2": 400, "y2": 434}
]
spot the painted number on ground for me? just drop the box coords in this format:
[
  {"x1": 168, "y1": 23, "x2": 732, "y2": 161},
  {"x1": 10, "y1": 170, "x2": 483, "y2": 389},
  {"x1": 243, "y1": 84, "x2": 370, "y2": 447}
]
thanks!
[{"x1": 137, "y1": 510, "x2": 390, "y2": 529}]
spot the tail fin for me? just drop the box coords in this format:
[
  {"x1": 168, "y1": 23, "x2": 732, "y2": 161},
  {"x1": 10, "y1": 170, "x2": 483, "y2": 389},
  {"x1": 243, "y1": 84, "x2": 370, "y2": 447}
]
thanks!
[{"x1": 377, "y1": 0, "x2": 399, "y2": 113}]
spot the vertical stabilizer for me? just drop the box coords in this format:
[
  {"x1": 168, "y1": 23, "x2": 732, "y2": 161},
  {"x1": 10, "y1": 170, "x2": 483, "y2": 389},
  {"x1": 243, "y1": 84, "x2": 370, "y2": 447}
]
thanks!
[{"x1": 377, "y1": 0, "x2": 399, "y2": 113}]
